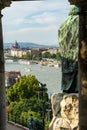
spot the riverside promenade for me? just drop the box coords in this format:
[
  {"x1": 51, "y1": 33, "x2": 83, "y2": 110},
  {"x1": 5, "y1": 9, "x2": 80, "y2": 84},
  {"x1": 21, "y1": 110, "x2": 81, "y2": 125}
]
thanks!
[{"x1": 7, "y1": 122, "x2": 28, "y2": 130}]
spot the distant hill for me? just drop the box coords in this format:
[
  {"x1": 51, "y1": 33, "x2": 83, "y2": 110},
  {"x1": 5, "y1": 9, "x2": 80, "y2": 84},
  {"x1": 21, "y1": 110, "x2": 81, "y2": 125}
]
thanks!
[{"x1": 4, "y1": 42, "x2": 58, "y2": 49}]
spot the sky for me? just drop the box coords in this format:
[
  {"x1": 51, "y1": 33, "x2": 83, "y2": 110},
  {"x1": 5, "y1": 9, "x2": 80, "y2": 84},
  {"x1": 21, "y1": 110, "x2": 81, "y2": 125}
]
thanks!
[{"x1": 2, "y1": 0, "x2": 71, "y2": 45}]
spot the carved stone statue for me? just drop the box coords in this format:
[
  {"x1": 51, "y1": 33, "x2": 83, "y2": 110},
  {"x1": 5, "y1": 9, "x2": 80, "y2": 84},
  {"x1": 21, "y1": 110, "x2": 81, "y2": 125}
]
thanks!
[
  {"x1": 49, "y1": 93, "x2": 79, "y2": 130},
  {"x1": 58, "y1": 6, "x2": 79, "y2": 93}
]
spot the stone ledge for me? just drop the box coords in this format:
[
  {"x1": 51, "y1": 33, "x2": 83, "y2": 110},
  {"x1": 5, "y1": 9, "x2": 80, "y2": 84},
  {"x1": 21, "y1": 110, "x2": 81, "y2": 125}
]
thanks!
[{"x1": 7, "y1": 120, "x2": 28, "y2": 130}]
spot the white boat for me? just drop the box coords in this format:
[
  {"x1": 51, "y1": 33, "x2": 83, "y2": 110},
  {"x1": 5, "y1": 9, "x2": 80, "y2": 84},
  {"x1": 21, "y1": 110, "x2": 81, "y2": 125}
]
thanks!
[
  {"x1": 54, "y1": 63, "x2": 61, "y2": 68},
  {"x1": 54, "y1": 64, "x2": 59, "y2": 67},
  {"x1": 24, "y1": 68, "x2": 31, "y2": 72},
  {"x1": 18, "y1": 60, "x2": 30, "y2": 65},
  {"x1": 5, "y1": 59, "x2": 14, "y2": 63}
]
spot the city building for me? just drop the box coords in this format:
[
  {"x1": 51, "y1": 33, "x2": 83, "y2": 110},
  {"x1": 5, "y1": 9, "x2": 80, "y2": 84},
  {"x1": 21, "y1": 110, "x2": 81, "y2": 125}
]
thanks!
[{"x1": 5, "y1": 71, "x2": 21, "y2": 88}]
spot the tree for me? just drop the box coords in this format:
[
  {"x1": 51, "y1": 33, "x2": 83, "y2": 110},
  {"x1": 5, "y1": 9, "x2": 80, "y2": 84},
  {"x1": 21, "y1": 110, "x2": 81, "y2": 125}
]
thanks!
[
  {"x1": 6, "y1": 75, "x2": 39, "y2": 103},
  {"x1": 56, "y1": 52, "x2": 61, "y2": 61},
  {"x1": 6, "y1": 74, "x2": 49, "y2": 127},
  {"x1": 38, "y1": 52, "x2": 42, "y2": 60},
  {"x1": 42, "y1": 52, "x2": 51, "y2": 58},
  {"x1": 22, "y1": 54, "x2": 28, "y2": 59},
  {"x1": 51, "y1": 54, "x2": 56, "y2": 59}
]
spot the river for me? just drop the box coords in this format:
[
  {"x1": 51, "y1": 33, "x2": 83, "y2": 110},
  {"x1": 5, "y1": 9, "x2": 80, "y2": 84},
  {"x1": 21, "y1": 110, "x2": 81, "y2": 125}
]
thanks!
[{"x1": 5, "y1": 61, "x2": 62, "y2": 95}]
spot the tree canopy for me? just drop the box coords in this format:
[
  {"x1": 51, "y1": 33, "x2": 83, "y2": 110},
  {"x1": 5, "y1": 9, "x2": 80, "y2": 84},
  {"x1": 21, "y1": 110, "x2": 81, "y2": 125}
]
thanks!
[
  {"x1": 6, "y1": 74, "x2": 50, "y2": 126},
  {"x1": 6, "y1": 75, "x2": 39, "y2": 103}
]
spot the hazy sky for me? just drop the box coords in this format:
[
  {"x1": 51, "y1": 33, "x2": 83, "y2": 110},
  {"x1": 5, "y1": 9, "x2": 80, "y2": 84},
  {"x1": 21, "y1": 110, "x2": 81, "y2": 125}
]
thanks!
[{"x1": 2, "y1": 0, "x2": 71, "y2": 45}]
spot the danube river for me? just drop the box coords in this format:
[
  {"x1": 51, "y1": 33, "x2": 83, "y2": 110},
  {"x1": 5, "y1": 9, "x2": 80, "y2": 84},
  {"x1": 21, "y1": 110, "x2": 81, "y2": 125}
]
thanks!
[{"x1": 5, "y1": 62, "x2": 62, "y2": 95}]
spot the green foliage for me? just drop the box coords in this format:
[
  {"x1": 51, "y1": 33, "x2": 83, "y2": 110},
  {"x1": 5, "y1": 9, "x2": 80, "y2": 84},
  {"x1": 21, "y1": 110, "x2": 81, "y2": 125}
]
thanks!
[
  {"x1": 42, "y1": 52, "x2": 51, "y2": 58},
  {"x1": 56, "y1": 52, "x2": 61, "y2": 61},
  {"x1": 42, "y1": 51, "x2": 61, "y2": 61},
  {"x1": 20, "y1": 110, "x2": 41, "y2": 121},
  {"x1": 7, "y1": 98, "x2": 42, "y2": 117},
  {"x1": 22, "y1": 54, "x2": 28, "y2": 59},
  {"x1": 22, "y1": 53, "x2": 32, "y2": 60},
  {"x1": 38, "y1": 52, "x2": 42, "y2": 60},
  {"x1": 51, "y1": 54, "x2": 56, "y2": 59},
  {"x1": 6, "y1": 74, "x2": 50, "y2": 128},
  {"x1": 6, "y1": 75, "x2": 39, "y2": 103}
]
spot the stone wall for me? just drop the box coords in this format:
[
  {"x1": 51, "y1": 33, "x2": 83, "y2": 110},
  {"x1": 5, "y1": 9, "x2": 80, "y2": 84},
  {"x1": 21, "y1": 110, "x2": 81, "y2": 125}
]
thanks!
[{"x1": 49, "y1": 93, "x2": 79, "y2": 130}]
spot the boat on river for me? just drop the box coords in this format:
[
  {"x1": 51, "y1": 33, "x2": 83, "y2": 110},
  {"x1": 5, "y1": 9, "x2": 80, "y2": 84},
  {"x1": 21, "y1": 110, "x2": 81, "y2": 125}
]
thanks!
[
  {"x1": 18, "y1": 59, "x2": 30, "y2": 65},
  {"x1": 24, "y1": 68, "x2": 31, "y2": 72}
]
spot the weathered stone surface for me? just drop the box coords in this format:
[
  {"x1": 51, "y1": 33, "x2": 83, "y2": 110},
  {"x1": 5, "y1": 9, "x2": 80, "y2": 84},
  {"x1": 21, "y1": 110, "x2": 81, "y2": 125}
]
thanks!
[
  {"x1": 49, "y1": 93, "x2": 79, "y2": 130},
  {"x1": 53, "y1": 118, "x2": 70, "y2": 130},
  {"x1": 49, "y1": 93, "x2": 63, "y2": 130},
  {"x1": 51, "y1": 93, "x2": 63, "y2": 117},
  {"x1": 0, "y1": 0, "x2": 11, "y2": 9}
]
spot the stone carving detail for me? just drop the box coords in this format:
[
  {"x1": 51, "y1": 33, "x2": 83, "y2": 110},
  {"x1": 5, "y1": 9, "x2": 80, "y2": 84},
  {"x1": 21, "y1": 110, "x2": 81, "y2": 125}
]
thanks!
[{"x1": 49, "y1": 93, "x2": 79, "y2": 130}]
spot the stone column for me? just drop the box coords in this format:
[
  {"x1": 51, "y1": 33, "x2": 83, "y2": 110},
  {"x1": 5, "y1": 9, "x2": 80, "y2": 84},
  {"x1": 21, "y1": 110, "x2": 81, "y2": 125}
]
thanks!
[
  {"x1": 0, "y1": 1, "x2": 11, "y2": 130},
  {"x1": 68, "y1": 1, "x2": 87, "y2": 130},
  {"x1": 0, "y1": 10, "x2": 6, "y2": 130}
]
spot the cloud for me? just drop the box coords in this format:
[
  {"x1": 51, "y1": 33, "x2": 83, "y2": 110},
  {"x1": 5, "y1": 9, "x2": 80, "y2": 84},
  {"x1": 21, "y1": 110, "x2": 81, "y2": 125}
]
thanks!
[
  {"x1": 3, "y1": 25, "x2": 58, "y2": 45},
  {"x1": 2, "y1": 0, "x2": 71, "y2": 45},
  {"x1": 25, "y1": 12, "x2": 59, "y2": 25}
]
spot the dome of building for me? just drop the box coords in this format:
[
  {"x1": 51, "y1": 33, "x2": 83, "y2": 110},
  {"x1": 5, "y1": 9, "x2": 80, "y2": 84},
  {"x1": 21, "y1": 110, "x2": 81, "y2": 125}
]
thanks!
[{"x1": 12, "y1": 41, "x2": 20, "y2": 49}]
